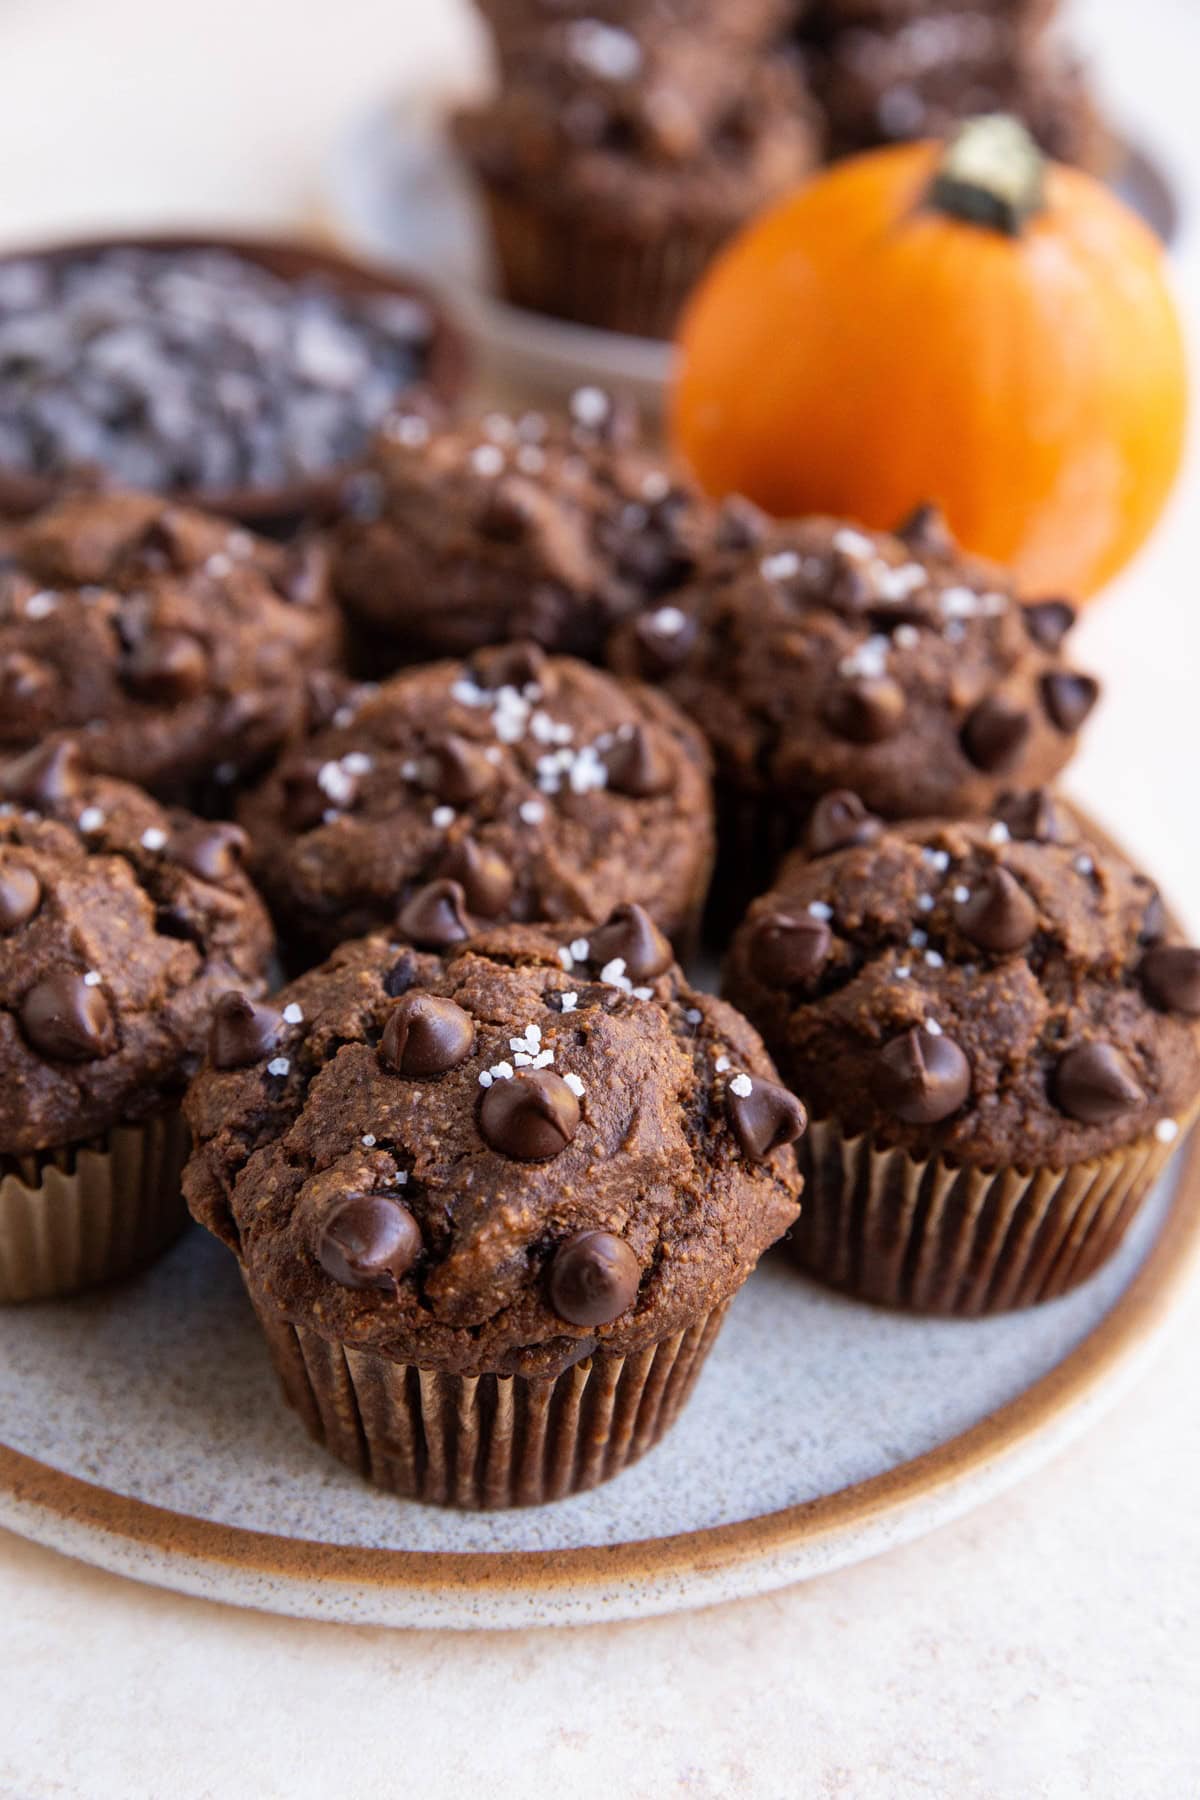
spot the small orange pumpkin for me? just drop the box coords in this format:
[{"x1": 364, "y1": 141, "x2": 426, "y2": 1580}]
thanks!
[{"x1": 671, "y1": 116, "x2": 1188, "y2": 599}]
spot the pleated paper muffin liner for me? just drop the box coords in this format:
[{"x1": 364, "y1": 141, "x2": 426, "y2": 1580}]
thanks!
[
  {"x1": 791, "y1": 1108, "x2": 1199, "y2": 1316},
  {"x1": 479, "y1": 188, "x2": 728, "y2": 342},
  {"x1": 0, "y1": 1110, "x2": 191, "y2": 1304},
  {"x1": 248, "y1": 1288, "x2": 729, "y2": 1508}
]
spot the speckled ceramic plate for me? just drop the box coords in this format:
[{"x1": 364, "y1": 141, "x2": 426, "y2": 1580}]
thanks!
[{"x1": 1, "y1": 1109, "x2": 1197, "y2": 1629}]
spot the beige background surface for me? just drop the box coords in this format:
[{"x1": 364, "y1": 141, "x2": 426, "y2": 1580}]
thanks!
[{"x1": 1, "y1": 1, "x2": 1199, "y2": 1795}]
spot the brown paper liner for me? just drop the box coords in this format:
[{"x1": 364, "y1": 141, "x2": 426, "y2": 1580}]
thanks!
[
  {"x1": 792, "y1": 1109, "x2": 1199, "y2": 1316},
  {"x1": 479, "y1": 187, "x2": 728, "y2": 342},
  {"x1": 0, "y1": 1111, "x2": 191, "y2": 1304},
  {"x1": 248, "y1": 1290, "x2": 729, "y2": 1508}
]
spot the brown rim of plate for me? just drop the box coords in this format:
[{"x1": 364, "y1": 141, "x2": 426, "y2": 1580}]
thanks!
[{"x1": 0, "y1": 231, "x2": 470, "y2": 528}]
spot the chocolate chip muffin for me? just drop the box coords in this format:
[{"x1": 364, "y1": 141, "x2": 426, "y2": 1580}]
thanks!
[
  {"x1": 334, "y1": 390, "x2": 711, "y2": 669},
  {"x1": 0, "y1": 742, "x2": 274, "y2": 1301},
  {"x1": 609, "y1": 506, "x2": 1099, "y2": 909},
  {"x1": 724, "y1": 793, "x2": 1200, "y2": 1313},
  {"x1": 239, "y1": 640, "x2": 714, "y2": 967},
  {"x1": 0, "y1": 489, "x2": 341, "y2": 805},
  {"x1": 183, "y1": 913, "x2": 804, "y2": 1505}
]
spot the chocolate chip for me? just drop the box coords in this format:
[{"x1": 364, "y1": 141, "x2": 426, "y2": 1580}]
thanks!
[
  {"x1": 1022, "y1": 599, "x2": 1076, "y2": 650},
  {"x1": 1054, "y1": 1043, "x2": 1144, "y2": 1124},
  {"x1": 123, "y1": 631, "x2": 208, "y2": 703},
  {"x1": 749, "y1": 912, "x2": 832, "y2": 985},
  {"x1": 1139, "y1": 946, "x2": 1200, "y2": 1017},
  {"x1": 1139, "y1": 890, "x2": 1166, "y2": 947},
  {"x1": 1, "y1": 739, "x2": 84, "y2": 806},
  {"x1": 961, "y1": 696, "x2": 1032, "y2": 772},
  {"x1": 379, "y1": 992, "x2": 475, "y2": 1076},
  {"x1": 602, "y1": 725, "x2": 673, "y2": 798},
  {"x1": 435, "y1": 837, "x2": 514, "y2": 919},
  {"x1": 806, "y1": 790, "x2": 882, "y2": 857},
  {"x1": 21, "y1": 970, "x2": 115, "y2": 1062},
  {"x1": 714, "y1": 495, "x2": 769, "y2": 551},
  {"x1": 383, "y1": 952, "x2": 420, "y2": 997},
  {"x1": 0, "y1": 862, "x2": 41, "y2": 931},
  {"x1": 725, "y1": 1075, "x2": 807, "y2": 1161},
  {"x1": 548, "y1": 1231, "x2": 640, "y2": 1326},
  {"x1": 471, "y1": 641, "x2": 546, "y2": 693},
  {"x1": 955, "y1": 867, "x2": 1038, "y2": 953},
  {"x1": 588, "y1": 903, "x2": 673, "y2": 981},
  {"x1": 317, "y1": 1194, "x2": 422, "y2": 1292},
  {"x1": 208, "y1": 991, "x2": 283, "y2": 1069},
  {"x1": 396, "y1": 879, "x2": 471, "y2": 950},
  {"x1": 993, "y1": 789, "x2": 1075, "y2": 845},
  {"x1": 824, "y1": 677, "x2": 905, "y2": 743},
  {"x1": 170, "y1": 822, "x2": 248, "y2": 884},
  {"x1": 631, "y1": 606, "x2": 697, "y2": 675},
  {"x1": 876, "y1": 1027, "x2": 971, "y2": 1124},
  {"x1": 1041, "y1": 671, "x2": 1100, "y2": 735},
  {"x1": 895, "y1": 502, "x2": 955, "y2": 556},
  {"x1": 480, "y1": 1068, "x2": 581, "y2": 1160},
  {"x1": 425, "y1": 734, "x2": 495, "y2": 805}
]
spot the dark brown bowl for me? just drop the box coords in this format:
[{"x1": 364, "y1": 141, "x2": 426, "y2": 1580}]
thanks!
[{"x1": 0, "y1": 231, "x2": 470, "y2": 530}]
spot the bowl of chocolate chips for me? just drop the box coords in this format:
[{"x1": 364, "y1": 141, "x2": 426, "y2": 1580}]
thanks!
[{"x1": 0, "y1": 233, "x2": 467, "y2": 529}]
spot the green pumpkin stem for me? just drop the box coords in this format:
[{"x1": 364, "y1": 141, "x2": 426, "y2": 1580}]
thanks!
[{"x1": 928, "y1": 115, "x2": 1047, "y2": 236}]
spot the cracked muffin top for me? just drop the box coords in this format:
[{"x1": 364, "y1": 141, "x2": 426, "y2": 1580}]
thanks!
[
  {"x1": 609, "y1": 506, "x2": 1100, "y2": 828},
  {"x1": 723, "y1": 792, "x2": 1200, "y2": 1170},
  {"x1": 183, "y1": 913, "x2": 804, "y2": 1379},
  {"x1": 0, "y1": 742, "x2": 273, "y2": 1155},
  {"x1": 0, "y1": 489, "x2": 341, "y2": 799}
]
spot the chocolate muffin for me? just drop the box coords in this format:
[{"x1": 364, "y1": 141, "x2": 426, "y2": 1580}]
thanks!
[
  {"x1": 183, "y1": 914, "x2": 804, "y2": 1505},
  {"x1": 0, "y1": 490, "x2": 341, "y2": 805},
  {"x1": 609, "y1": 507, "x2": 1100, "y2": 907},
  {"x1": 724, "y1": 794, "x2": 1200, "y2": 1314},
  {"x1": 455, "y1": 17, "x2": 822, "y2": 337},
  {"x1": 334, "y1": 390, "x2": 710, "y2": 667},
  {"x1": 0, "y1": 743, "x2": 274, "y2": 1301},
  {"x1": 239, "y1": 640, "x2": 714, "y2": 966}
]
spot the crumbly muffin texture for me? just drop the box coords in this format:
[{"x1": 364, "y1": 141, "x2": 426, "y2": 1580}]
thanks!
[
  {"x1": 724, "y1": 795, "x2": 1200, "y2": 1170},
  {"x1": 239, "y1": 641, "x2": 714, "y2": 961},
  {"x1": 184, "y1": 920, "x2": 804, "y2": 1379},
  {"x1": 610, "y1": 509, "x2": 1100, "y2": 829},
  {"x1": 0, "y1": 743, "x2": 273, "y2": 1155},
  {"x1": 0, "y1": 489, "x2": 341, "y2": 798},
  {"x1": 335, "y1": 390, "x2": 711, "y2": 665}
]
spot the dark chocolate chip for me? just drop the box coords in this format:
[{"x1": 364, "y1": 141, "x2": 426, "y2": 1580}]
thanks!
[
  {"x1": 0, "y1": 862, "x2": 41, "y2": 931},
  {"x1": 1139, "y1": 890, "x2": 1166, "y2": 947},
  {"x1": 435, "y1": 838, "x2": 514, "y2": 918},
  {"x1": 955, "y1": 867, "x2": 1038, "y2": 953},
  {"x1": 383, "y1": 953, "x2": 421, "y2": 997},
  {"x1": 1, "y1": 739, "x2": 85, "y2": 806},
  {"x1": 961, "y1": 696, "x2": 1032, "y2": 772},
  {"x1": 209, "y1": 991, "x2": 283, "y2": 1069},
  {"x1": 806, "y1": 790, "x2": 883, "y2": 857},
  {"x1": 548, "y1": 1231, "x2": 640, "y2": 1326},
  {"x1": 714, "y1": 495, "x2": 770, "y2": 551},
  {"x1": 1022, "y1": 598, "x2": 1076, "y2": 650},
  {"x1": 895, "y1": 503, "x2": 954, "y2": 556},
  {"x1": 378, "y1": 992, "x2": 475, "y2": 1076},
  {"x1": 317, "y1": 1194, "x2": 422, "y2": 1292},
  {"x1": 824, "y1": 677, "x2": 906, "y2": 744},
  {"x1": 602, "y1": 725, "x2": 673, "y2": 798},
  {"x1": 725, "y1": 1074, "x2": 807, "y2": 1161},
  {"x1": 749, "y1": 912, "x2": 832, "y2": 985},
  {"x1": 1054, "y1": 1043, "x2": 1144, "y2": 1124},
  {"x1": 123, "y1": 631, "x2": 208, "y2": 703},
  {"x1": 588, "y1": 903, "x2": 673, "y2": 981},
  {"x1": 1139, "y1": 946, "x2": 1200, "y2": 1018},
  {"x1": 397, "y1": 879, "x2": 471, "y2": 950},
  {"x1": 480, "y1": 1069, "x2": 581, "y2": 1161},
  {"x1": 425, "y1": 735, "x2": 495, "y2": 805},
  {"x1": 1041, "y1": 671, "x2": 1100, "y2": 735},
  {"x1": 471, "y1": 641, "x2": 546, "y2": 693},
  {"x1": 21, "y1": 970, "x2": 115, "y2": 1062},
  {"x1": 876, "y1": 1027, "x2": 971, "y2": 1125},
  {"x1": 631, "y1": 606, "x2": 697, "y2": 675},
  {"x1": 993, "y1": 789, "x2": 1075, "y2": 845},
  {"x1": 170, "y1": 822, "x2": 248, "y2": 884}
]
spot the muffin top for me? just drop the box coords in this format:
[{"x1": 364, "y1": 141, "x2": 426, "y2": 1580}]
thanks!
[
  {"x1": 238, "y1": 640, "x2": 713, "y2": 959},
  {"x1": 610, "y1": 507, "x2": 1099, "y2": 823},
  {"x1": 0, "y1": 742, "x2": 273, "y2": 1156},
  {"x1": 334, "y1": 390, "x2": 712, "y2": 663},
  {"x1": 0, "y1": 489, "x2": 341, "y2": 798},
  {"x1": 183, "y1": 915, "x2": 804, "y2": 1378},
  {"x1": 724, "y1": 792, "x2": 1200, "y2": 1169}
]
